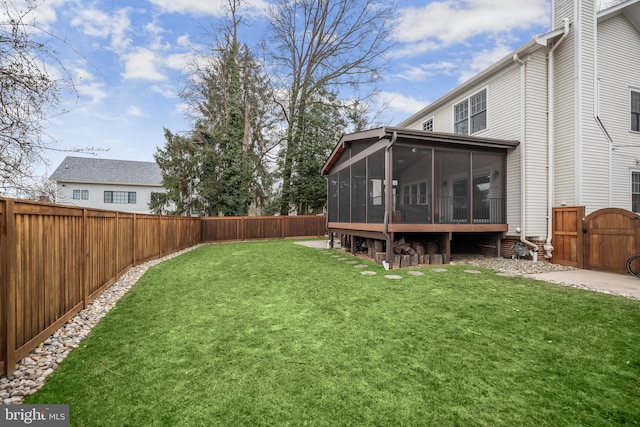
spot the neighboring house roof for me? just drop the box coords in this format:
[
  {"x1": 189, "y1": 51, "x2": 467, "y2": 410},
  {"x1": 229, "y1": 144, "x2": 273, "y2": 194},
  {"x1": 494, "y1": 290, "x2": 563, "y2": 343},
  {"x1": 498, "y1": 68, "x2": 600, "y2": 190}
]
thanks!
[{"x1": 50, "y1": 156, "x2": 163, "y2": 186}]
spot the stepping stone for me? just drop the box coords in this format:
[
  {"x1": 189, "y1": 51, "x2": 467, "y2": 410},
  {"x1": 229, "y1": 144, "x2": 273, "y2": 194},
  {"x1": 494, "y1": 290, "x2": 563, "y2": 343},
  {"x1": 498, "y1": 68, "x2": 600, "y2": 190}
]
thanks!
[
  {"x1": 322, "y1": 252, "x2": 332, "y2": 255},
  {"x1": 496, "y1": 272, "x2": 514, "y2": 277},
  {"x1": 354, "y1": 264, "x2": 368, "y2": 269},
  {"x1": 331, "y1": 255, "x2": 341, "y2": 258},
  {"x1": 385, "y1": 275, "x2": 402, "y2": 279},
  {"x1": 407, "y1": 271, "x2": 424, "y2": 276},
  {"x1": 336, "y1": 257, "x2": 348, "y2": 261},
  {"x1": 346, "y1": 261, "x2": 358, "y2": 264},
  {"x1": 432, "y1": 268, "x2": 448, "y2": 272},
  {"x1": 361, "y1": 271, "x2": 377, "y2": 276},
  {"x1": 464, "y1": 270, "x2": 482, "y2": 274}
]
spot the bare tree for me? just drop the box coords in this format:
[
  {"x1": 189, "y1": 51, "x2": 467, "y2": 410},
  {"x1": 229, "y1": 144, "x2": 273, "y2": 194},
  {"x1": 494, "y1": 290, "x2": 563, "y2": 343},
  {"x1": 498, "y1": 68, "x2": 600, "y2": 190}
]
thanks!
[
  {"x1": 264, "y1": 0, "x2": 396, "y2": 215},
  {"x1": 0, "y1": 0, "x2": 70, "y2": 194}
]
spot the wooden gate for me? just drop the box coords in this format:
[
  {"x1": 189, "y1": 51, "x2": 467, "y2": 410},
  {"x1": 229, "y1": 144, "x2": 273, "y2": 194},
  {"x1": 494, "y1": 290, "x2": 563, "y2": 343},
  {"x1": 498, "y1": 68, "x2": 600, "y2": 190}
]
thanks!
[
  {"x1": 551, "y1": 206, "x2": 585, "y2": 268},
  {"x1": 583, "y1": 208, "x2": 640, "y2": 274}
]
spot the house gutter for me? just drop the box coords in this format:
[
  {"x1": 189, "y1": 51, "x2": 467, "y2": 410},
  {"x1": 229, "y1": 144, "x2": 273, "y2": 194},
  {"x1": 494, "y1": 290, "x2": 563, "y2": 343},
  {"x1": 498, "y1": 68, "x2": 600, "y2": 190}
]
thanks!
[
  {"x1": 512, "y1": 53, "x2": 539, "y2": 257},
  {"x1": 383, "y1": 130, "x2": 397, "y2": 267},
  {"x1": 543, "y1": 17, "x2": 570, "y2": 259}
]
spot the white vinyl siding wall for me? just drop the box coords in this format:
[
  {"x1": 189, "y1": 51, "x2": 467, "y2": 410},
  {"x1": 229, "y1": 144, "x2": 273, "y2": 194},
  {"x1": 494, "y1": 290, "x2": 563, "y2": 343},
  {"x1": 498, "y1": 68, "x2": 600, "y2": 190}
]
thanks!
[
  {"x1": 522, "y1": 51, "x2": 552, "y2": 238},
  {"x1": 55, "y1": 182, "x2": 162, "y2": 213},
  {"x1": 552, "y1": 20, "x2": 577, "y2": 206},
  {"x1": 577, "y1": 0, "x2": 610, "y2": 214},
  {"x1": 597, "y1": 13, "x2": 640, "y2": 212}
]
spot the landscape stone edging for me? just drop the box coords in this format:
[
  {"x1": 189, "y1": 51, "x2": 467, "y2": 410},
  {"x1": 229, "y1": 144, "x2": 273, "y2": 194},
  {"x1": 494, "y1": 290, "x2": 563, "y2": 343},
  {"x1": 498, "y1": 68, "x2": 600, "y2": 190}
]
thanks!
[{"x1": 0, "y1": 245, "x2": 200, "y2": 405}]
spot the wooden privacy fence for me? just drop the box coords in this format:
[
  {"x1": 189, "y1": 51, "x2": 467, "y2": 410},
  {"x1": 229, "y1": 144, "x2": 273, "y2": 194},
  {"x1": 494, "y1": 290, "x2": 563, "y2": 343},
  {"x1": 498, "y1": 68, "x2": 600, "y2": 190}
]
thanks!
[
  {"x1": 0, "y1": 198, "x2": 200, "y2": 378},
  {"x1": 201, "y1": 215, "x2": 327, "y2": 242},
  {"x1": 552, "y1": 206, "x2": 640, "y2": 274},
  {"x1": 0, "y1": 198, "x2": 327, "y2": 378}
]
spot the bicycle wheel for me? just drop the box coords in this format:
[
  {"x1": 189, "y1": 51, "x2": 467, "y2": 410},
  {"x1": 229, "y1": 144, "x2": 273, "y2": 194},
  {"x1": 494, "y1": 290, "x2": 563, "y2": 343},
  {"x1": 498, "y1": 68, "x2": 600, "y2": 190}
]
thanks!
[{"x1": 626, "y1": 254, "x2": 640, "y2": 279}]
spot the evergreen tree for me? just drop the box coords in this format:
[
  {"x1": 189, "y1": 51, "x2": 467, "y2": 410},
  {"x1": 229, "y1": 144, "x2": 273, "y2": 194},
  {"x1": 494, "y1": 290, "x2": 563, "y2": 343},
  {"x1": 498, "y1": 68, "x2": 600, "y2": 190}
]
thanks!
[
  {"x1": 151, "y1": 129, "x2": 204, "y2": 216},
  {"x1": 159, "y1": 0, "x2": 276, "y2": 216}
]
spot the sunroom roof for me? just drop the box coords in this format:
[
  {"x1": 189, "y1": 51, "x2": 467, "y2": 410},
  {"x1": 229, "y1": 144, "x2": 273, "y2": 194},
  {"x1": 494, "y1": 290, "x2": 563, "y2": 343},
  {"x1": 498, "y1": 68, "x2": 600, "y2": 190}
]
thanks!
[{"x1": 321, "y1": 127, "x2": 519, "y2": 175}]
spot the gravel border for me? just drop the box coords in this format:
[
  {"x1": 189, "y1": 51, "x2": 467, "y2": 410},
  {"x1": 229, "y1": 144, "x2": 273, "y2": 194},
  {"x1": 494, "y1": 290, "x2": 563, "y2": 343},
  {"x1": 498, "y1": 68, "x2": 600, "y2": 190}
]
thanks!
[{"x1": 1, "y1": 245, "x2": 201, "y2": 405}]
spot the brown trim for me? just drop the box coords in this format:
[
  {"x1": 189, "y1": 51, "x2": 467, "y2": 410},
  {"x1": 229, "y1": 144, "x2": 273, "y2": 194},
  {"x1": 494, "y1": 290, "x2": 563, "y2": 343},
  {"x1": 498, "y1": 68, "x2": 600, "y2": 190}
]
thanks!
[
  {"x1": 322, "y1": 126, "x2": 519, "y2": 175},
  {"x1": 329, "y1": 228, "x2": 387, "y2": 241},
  {"x1": 389, "y1": 223, "x2": 508, "y2": 233},
  {"x1": 328, "y1": 222, "x2": 507, "y2": 233},
  {"x1": 326, "y1": 139, "x2": 388, "y2": 175},
  {"x1": 328, "y1": 222, "x2": 384, "y2": 232}
]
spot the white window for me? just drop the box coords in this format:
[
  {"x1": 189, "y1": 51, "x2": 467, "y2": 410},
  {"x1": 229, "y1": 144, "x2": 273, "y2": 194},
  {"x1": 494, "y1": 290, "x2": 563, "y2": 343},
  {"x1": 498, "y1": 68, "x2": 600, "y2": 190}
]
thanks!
[
  {"x1": 631, "y1": 90, "x2": 640, "y2": 132},
  {"x1": 73, "y1": 190, "x2": 89, "y2": 200},
  {"x1": 454, "y1": 89, "x2": 487, "y2": 135},
  {"x1": 470, "y1": 90, "x2": 487, "y2": 133},
  {"x1": 422, "y1": 118, "x2": 433, "y2": 132},
  {"x1": 454, "y1": 101, "x2": 468, "y2": 135},
  {"x1": 632, "y1": 171, "x2": 640, "y2": 213},
  {"x1": 104, "y1": 191, "x2": 137, "y2": 204},
  {"x1": 402, "y1": 181, "x2": 428, "y2": 205}
]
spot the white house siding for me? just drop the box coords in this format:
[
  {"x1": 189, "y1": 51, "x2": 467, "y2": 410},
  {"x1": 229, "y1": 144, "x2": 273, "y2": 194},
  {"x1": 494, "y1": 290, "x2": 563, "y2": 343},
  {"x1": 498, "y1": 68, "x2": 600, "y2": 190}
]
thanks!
[
  {"x1": 577, "y1": 0, "x2": 611, "y2": 215},
  {"x1": 479, "y1": 65, "x2": 524, "y2": 235},
  {"x1": 522, "y1": 51, "x2": 551, "y2": 239},
  {"x1": 552, "y1": 21, "x2": 577, "y2": 206},
  {"x1": 55, "y1": 182, "x2": 162, "y2": 213},
  {"x1": 400, "y1": 63, "x2": 528, "y2": 232},
  {"x1": 597, "y1": 13, "x2": 640, "y2": 212},
  {"x1": 553, "y1": 0, "x2": 575, "y2": 28}
]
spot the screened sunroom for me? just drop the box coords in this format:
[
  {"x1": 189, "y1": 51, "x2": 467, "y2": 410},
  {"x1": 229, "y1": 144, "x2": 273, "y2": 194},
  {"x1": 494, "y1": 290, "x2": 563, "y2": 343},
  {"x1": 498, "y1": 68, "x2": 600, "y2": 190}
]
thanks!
[{"x1": 321, "y1": 127, "x2": 519, "y2": 266}]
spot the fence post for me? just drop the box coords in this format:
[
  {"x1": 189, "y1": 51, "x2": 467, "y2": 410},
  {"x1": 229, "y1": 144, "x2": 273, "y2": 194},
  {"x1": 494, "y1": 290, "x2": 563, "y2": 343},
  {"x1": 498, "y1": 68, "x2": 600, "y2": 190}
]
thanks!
[
  {"x1": 158, "y1": 215, "x2": 163, "y2": 258},
  {"x1": 282, "y1": 216, "x2": 286, "y2": 239},
  {"x1": 82, "y1": 209, "x2": 89, "y2": 309},
  {"x1": 115, "y1": 212, "x2": 120, "y2": 280},
  {"x1": 132, "y1": 214, "x2": 137, "y2": 266},
  {"x1": 3, "y1": 199, "x2": 17, "y2": 375}
]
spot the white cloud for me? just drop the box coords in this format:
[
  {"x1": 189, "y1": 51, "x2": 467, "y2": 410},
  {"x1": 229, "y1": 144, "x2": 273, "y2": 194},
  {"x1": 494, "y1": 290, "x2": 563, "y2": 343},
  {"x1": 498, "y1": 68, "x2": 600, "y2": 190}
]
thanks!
[
  {"x1": 395, "y1": 0, "x2": 549, "y2": 47},
  {"x1": 176, "y1": 34, "x2": 191, "y2": 48},
  {"x1": 70, "y1": 7, "x2": 133, "y2": 52},
  {"x1": 29, "y1": 0, "x2": 71, "y2": 29},
  {"x1": 148, "y1": 0, "x2": 269, "y2": 16},
  {"x1": 150, "y1": 84, "x2": 180, "y2": 98},
  {"x1": 127, "y1": 106, "x2": 146, "y2": 117},
  {"x1": 165, "y1": 52, "x2": 193, "y2": 72},
  {"x1": 376, "y1": 91, "x2": 429, "y2": 117},
  {"x1": 457, "y1": 42, "x2": 513, "y2": 83},
  {"x1": 122, "y1": 48, "x2": 167, "y2": 81},
  {"x1": 148, "y1": 0, "x2": 225, "y2": 15},
  {"x1": 77, "y1": 81, "x2": 109, "y2": 103},
  {"x1": 69, "y1": 66, "x2": 109, "y2": 103},
  {"x1": 394, "y1": 61, "x2": 458, "y2": 82},
  {"x1": 175, "y1": 102, "x2": 191, "y2": 114}
]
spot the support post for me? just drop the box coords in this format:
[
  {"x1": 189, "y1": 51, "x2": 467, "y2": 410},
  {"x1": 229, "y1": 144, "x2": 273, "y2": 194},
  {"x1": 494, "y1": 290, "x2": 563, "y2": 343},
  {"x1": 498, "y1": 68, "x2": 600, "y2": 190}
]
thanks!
[{"x1": 3, "y1": 200, "x2": 17, "y2": 375}]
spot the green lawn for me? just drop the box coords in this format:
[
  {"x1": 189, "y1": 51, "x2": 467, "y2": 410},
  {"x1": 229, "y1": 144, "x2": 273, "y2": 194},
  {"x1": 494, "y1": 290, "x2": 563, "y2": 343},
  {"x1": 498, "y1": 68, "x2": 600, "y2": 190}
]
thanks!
[{"x1": 25, "y1": 240, "x2": 640, "y2": 426}]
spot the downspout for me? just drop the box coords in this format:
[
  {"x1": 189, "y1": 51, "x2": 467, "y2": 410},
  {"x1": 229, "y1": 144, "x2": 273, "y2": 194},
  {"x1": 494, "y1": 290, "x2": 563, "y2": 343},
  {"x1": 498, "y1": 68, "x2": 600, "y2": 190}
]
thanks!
[
  {"x1": 513, "y1": 53, "x2": 539, "y2": 257},
  {"x1": 383, "y1": 131, "x2": 397, "y2": 267},
  {"x1": 544, "y1": 17, "x2": 570, "y2": 259}
]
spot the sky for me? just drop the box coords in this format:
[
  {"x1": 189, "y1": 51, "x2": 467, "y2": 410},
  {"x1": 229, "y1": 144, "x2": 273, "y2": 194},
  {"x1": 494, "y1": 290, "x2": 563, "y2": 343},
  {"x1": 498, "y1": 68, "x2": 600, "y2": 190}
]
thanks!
[{"x1": 13, "y1": 0, "x2": 554, "y2": 178}]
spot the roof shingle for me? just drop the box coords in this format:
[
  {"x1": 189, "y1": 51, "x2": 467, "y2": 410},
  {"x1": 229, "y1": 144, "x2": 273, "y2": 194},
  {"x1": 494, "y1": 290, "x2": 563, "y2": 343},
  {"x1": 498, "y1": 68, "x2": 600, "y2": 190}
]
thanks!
[{"x1": 50, "y1": 156, "x2": 163, "y2": 186}]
